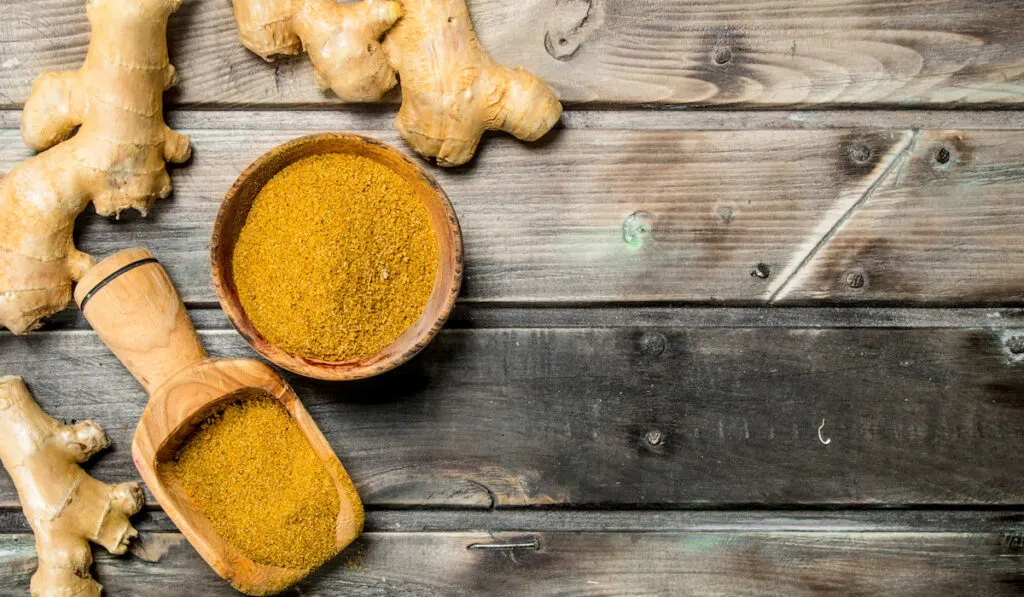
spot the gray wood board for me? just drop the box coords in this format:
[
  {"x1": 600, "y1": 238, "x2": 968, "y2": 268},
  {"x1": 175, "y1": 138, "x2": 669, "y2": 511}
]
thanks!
[
  {"x1": 2, "y1": 0, "x2": 1024, "y2": 107},
  {"x1": 1, "y1": 530, "x2": 1021, "y2": 596},
  {"x1": 1, "y1": 326, "x2": 1022, "y2": 507},
  {"x1": 3, "y1": 126, "x2": 1024, "y2": 305},
  {"x1": 3, "y1": 507, "x2": 1023, "y2": 533}
]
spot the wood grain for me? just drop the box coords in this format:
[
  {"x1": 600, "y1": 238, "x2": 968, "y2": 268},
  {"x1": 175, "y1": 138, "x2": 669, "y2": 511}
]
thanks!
[
  {"x1": 773, "y1": 130, "x2": 1024, "y2": 303},
  {"x1": 2, "y1": 0, "x2": 1024, "y2": 107},
  {"x1": 1, "y1": 326, "x2": 1021, "y2": 507},
  {"x1": 4, "y1": 126, "x2": 1024, "y2": 305},
  {"x1": 1, "y1": 529, "x2": 1021, "y2": 596}
]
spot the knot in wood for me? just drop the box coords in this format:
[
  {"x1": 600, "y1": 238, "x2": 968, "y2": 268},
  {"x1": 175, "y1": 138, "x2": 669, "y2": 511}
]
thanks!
[
  {"x1": 544, "y1": 0, "x2": 594, "y2": 61},
  {"x1": 639, "y1": 332, "x2": 667, "y2": 357},
  {"x1": 645, "y1": 430, "x2": 664, "y2": 446},
  {"x1": 712, "y1": 47, "x2": 733, "y2": 65},
  {"x1": 1004, "y1": 335, "x2": 1024, "y2": 355},
  {"x1": 848, "y1": 143, "x2": 873, "y2": 164},
  {"x1": 845, "y1": 271, "x2": 866, "y2": 289},
  {"x1": 623, "y1": 211, "x2": 654, "y2": 246}
]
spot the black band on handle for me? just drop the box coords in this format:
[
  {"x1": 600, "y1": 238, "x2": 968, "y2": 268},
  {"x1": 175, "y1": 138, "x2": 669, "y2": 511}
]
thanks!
[{"x1": 78, "y1": 257, "x2": 160, "y2": 313}]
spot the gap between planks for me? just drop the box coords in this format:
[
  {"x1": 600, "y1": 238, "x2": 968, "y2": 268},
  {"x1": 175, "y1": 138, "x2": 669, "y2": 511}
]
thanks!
[
  {"x1": 1, "y1": 508, "x2": 1021, "y2": 534},
  {"x1": 25, "y1": 305, "x2": 1024, "y2": 332},
  {"x1": 1, "y1": 109, "x2": 1024, "y2": 132}
]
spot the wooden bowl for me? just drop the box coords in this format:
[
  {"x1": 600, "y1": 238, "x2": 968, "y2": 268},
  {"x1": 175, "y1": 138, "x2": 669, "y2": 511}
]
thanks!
[{"x1": 211, "y1": 133, "x2": 462, "y2": 381}]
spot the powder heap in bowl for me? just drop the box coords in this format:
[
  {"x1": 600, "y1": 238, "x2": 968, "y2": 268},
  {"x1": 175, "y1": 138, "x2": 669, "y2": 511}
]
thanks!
[{"x1": 233, "y1": 153, "x2": 439, "y2": 362}]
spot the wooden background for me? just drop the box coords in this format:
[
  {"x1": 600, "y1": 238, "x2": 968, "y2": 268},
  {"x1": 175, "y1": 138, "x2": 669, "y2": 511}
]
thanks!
[{"x1": 1, "y1": 0, "x2": 1023, "y2": 594}]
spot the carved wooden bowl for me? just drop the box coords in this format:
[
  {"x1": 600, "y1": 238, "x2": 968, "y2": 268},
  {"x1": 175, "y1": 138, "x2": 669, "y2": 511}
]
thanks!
[{"x1": 211, "y1": 133, "x2": 463, "y2": 381}]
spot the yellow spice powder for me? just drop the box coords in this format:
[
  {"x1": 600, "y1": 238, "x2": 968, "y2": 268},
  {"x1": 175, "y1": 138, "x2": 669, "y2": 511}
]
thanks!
[
  {"x1": 232, "y1": 152, "x2": 439, "y2": 362},
  {"x1": 166, "y1": 394, "x2": 339, "y2": 570}
]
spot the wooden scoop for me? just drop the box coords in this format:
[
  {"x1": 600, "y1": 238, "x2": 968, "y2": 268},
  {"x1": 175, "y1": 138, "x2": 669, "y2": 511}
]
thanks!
[{"x1": 74, "y1": 248, "x2": 363, "y2": 596}]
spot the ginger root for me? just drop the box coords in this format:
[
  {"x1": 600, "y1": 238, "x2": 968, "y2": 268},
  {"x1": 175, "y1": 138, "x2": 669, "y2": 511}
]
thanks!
[
  {"x1": 0, "y1": 0, "x2": 190, "y2": 334},
  {"x1": 231, "y1": 0, "x2": 562, "y2": 167},
  {"x1": 232, "y1": 0, "x2": 403, "y2": 101},
  {"x1": 0, "y1": 376, "x2": 143, "y2": 597},
  {"x1": 383, "y1": 0, "x2": 563, "y2": 166}
]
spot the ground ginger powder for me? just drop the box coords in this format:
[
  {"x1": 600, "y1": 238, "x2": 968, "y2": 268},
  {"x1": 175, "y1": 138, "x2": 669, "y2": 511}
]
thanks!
[
  {"x1": 233, "y1": 152, "x2": 439, "y2": 362},
  {"x1": 165, "y1": 394, "x2": 340, "y2": 570}
]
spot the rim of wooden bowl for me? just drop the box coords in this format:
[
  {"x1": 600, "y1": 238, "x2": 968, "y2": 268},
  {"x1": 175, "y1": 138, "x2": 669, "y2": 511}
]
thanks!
[{"x1": 210, "y1": 133, "x2": 463, "y2": 381}]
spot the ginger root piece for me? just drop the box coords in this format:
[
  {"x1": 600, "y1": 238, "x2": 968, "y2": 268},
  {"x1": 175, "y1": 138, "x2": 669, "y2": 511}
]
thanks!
[
  {"x1": 232, "y1": 0, "x2": 403, "y2": 101},
  {"x1": 0, "y1": 376, "x2": 144, "y2": 597},
  {"x1": 0, "y1": 0, "x2": 190, "y2": 334},
  {"x1": 383, "y1": 0, "x2": 563, "y2": 166}
]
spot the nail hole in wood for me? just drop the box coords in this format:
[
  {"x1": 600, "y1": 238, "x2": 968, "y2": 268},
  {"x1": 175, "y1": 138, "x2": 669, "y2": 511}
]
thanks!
[
  {"x1": 639, "y1": 333, "x2": 667, "y2": 357},
  {"x1": 713, "y1": 47, "x2": 733, "y2": 65},
  {"x1": 935, "y1": 146, "x2": 952, "y2": 165},
  {"x1": 751, "y1": 263, "x2": 770, "y2": 279}
]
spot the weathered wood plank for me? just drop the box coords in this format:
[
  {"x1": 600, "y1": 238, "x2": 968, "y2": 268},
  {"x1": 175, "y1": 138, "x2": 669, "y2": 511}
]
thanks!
[
  {"x1": 1, "y1": 327, "x2": 1022, "y2": 507},
  {"x1": 774, "y1": 130, "x2": 1024, "y2": 303},
  {"x1": 2, "y1": 0, "x2": 1024, "y2": 107},
  {"x1": 5, "y1": 126, "x2": 1024, "y2": 304},
  {"x1": 13, "y1": 127, "x2": 908, "y2": 304},
  {"x1": 1, "y1": 530, "x2": 1021, "y2": 596}
]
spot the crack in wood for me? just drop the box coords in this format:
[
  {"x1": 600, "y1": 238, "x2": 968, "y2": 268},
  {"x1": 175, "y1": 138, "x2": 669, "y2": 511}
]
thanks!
[{"x1": 768, "y1": 130, "x2": 923, "y2": 304}]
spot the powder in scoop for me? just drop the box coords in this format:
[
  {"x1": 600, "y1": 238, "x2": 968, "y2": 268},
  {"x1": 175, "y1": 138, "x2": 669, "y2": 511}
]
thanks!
[{"x1": 165, "y1": 393, "x2": 340, "y2": 570}]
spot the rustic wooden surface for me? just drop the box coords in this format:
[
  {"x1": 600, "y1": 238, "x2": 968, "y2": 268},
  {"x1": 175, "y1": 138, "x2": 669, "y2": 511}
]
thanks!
[
  {"x1": 3, "y1": 0, "x2": 1024, "y2": 107},
  {"x1": 3, "y1": 322, "x2": 1024, "y2": 508},
  {"x1": 5, "y1": 124, "x2": 1024, "y2": 304},
  {"x1": 2, "y1": 0, "x2": 1024, "y2": 595},
  {"x1": 1, "y1": 526, "x2": 1022, "y2": 596}
]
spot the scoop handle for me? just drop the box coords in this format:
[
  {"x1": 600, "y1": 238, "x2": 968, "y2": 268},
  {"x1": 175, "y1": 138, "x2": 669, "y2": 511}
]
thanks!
[{"x1": 75, "y1": 248, "x2": 207, "y2": 396}]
